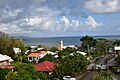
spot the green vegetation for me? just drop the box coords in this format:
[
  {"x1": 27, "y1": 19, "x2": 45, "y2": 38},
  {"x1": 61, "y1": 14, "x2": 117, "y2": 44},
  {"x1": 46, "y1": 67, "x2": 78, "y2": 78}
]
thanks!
[
  {"x1": 0, "y1": 32, "x2": 25, "y2": 58},
  {"x1": 0, "y1": 68, "x2": 10, "y2": 80},
  {"x1": 93, "y1": 71, "x2": 114, "y2": 80},
  {"x1": 49, "y1": 47, "x2": 58, "y2": 52},
  {"x1": 52, "y1": 47, "x2": 89, "y2": 78},
  {"x1": 80, "y1": 35, "x2": 120, "y2": 57},
  {"x1": 80, "y1": 35, "x2": 96, "y2": 54},
  {"x1": 39, "y1": 54, "x2": 56, "y2": 63},
  {"x1": 6, "y1": 62, "x2": 39, "y2": 80},
  {"x1": 115, "y1": 55, "x2": 120, "y2": 69},
  {"x1": 1, "y1": 32, "x2": 120, "y2": 80},
  {"x1": 39, "y1": 72, "x2": 50, "y2": 80}
]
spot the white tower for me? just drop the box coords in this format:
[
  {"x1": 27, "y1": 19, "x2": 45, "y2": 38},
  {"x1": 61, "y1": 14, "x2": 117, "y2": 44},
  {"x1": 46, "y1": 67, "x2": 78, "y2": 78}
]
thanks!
[{"x1": 58, "y1": 40, "x2": 63, "y2": 50}]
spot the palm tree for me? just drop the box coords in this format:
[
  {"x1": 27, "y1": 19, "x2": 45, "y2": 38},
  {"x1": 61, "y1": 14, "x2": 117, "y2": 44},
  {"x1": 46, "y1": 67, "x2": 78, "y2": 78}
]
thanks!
[
  {"x1": 93, "y1": 76, "x2": 104, "y2": 80},
  {"x1": 100, "y1": 71, "x2": 113, "y2": 80}
]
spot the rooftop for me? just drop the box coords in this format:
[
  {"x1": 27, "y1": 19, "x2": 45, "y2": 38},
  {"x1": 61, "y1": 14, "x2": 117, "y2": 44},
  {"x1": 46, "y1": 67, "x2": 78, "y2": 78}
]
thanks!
[
  {"x1": 35, "y1": 61, "x2": 55, "y2": 72},
  {"x1": 28, "y1": 51, "x2": 46, "y2": 57}
]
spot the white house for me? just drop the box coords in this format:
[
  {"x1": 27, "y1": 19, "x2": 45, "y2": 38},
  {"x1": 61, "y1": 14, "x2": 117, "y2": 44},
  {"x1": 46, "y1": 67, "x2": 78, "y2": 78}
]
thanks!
[
  {"x1": 28, "y1": 51, "x2": 47, "y2": 63},
  {"x1": 0, "y1": 54, "x2": 14, "y2": 66},
  {"x1": 13, "y1": 47, "x2": 21, "y2": 54},
  {"x1": 63, "y1": 45, "x2": 77, "y2": 49},
  {"x1": 114, "y1": 46, "x2": 120, "y2": 55},
  {"x1": 47, "y1": 51, "x2": 58, "y2": 58},
  {"x1": 77, "y1": 51, "x2": 87, "y2": 56}
]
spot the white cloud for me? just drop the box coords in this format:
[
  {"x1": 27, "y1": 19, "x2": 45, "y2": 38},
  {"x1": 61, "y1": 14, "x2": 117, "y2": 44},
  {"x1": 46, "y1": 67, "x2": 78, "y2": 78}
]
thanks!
[
  {"x1": 57, "y1": 16, "x2": 102, "y2": 32},
  {"x1": 71, "y1": 20, "x2": 80, "y2": 31},
  {"x1": 0, "y1": 0, "x2": 109, "y2": 36},
  {"x1": 26, "y1": 17, "x2": 42, "y2": 26},
  {"x1": 1, "y1": 5, "x2": 23, "y2": 18},
  {"x1": 61, "y1": 16, "x2": 70, "y2": 24},
  {"x1": 85, "y1": 16, "x2": 102, "y2": 30},
  {"x1": 61, "y1": 16, "x2": 70, "y2": 31},
  {"x1": 86, "y1": 16, "x2": 98, "y2": 28},
  {"x1": 84, "y1": 0, "x2": 120, "y2": 13},
  {"x1": 0, "y1": 23, "x2": 22, "y2": 34}
]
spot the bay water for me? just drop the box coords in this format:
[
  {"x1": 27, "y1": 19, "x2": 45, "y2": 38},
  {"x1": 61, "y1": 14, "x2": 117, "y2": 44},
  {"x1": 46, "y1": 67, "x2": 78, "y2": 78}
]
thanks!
[{"x1": 24, "y1": 35, "x2": 120, "y2": 48}]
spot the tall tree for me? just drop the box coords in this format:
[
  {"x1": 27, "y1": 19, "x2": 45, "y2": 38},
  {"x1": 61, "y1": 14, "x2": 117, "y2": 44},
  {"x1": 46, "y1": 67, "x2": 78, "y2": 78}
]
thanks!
[
  {"x1": 53, "y1": 52, "x2": 89, "y2": 78},
  {"x1": 94, "y1": 39, "x2": 114, "y2": 56},
  {"x1": 80, "y1": 35, "x2": 96, "y2": 54}
]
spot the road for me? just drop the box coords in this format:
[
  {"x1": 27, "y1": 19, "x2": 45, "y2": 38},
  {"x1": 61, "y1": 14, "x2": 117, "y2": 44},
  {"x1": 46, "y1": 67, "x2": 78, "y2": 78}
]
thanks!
[
  {"x1": 78, "y1": 54, "x2": 115, "y2": 80},
  {"x1": 79, "y1": 71, "x2": 98, "y2": 80}
]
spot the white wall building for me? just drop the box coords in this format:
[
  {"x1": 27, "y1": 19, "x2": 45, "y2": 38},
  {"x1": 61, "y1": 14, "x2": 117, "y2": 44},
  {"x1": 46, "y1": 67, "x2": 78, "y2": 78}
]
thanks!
[
  {"x1": 13, "y1": 47, "x2": 21, "y2": 54},
  {"x1": 0, "y1": 54, "x2": 14, "y2": 66}
]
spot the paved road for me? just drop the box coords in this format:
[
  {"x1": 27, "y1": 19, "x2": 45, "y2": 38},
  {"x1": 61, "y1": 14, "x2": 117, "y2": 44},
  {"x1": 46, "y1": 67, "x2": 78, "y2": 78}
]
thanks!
[
  {"x1": 79, "y1": 54, "x2": 115, "y2": 80},
  {"x1": 79, "y1": 71, "x2": 98, "y2": 80},
  {"x1": 99, "y1": 54, "x2": 114, "y2": 65},
  {"x1": 115, "y1": 74, "x2": 120, "y2": 80}
]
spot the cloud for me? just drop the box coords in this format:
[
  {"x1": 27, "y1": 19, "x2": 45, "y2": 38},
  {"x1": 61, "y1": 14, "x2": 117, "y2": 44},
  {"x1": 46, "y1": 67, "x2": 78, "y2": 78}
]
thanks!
[
  {"x1": 58, "y1": 16, "x2": 102, "y2": 32},
  {"x1": 0, "y1": 0, "x2": 118, "y2": 37},
  {"x1": 84, "y1": 0, "x2": 120, "y2": 13},
  {"x1": 85, "y1": 16, "x2": 102, "y2": 30}
]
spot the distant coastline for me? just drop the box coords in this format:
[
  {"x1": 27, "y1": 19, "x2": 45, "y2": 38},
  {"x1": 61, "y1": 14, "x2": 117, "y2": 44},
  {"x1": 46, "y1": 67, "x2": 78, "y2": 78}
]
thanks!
[
  {"x1": 12, "y1": 35, "x2": 120, "y2": 48},
  {"x1": 13, "y1": 34, "x2": 120, "y2": 39}
]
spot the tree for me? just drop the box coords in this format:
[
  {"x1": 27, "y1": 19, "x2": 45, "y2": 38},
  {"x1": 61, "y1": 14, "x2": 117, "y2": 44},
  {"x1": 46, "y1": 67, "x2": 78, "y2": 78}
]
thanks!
[
  {"x1": 0, "y1": 32, "x2": 25, "y2": 58},
  {"x1": 93, "y1": 71, "x2": 114, "y2": 80},
  {"x1": 0, "y1": 33, "x2": 14, "y2": 57},
  {"x1": 12, "y1": 38, "x2": 25, "y2": 53},
  {"x1": 93, "y1": 39, "x2": 114, "y2": 56},
  {"x1": 39, "y1": 72, "x2": 50, "y2": 80},
  {"x1": 49, "y1": 47, "x2": 58, "y2": 52},
  {"x1": 113, "y1": 40, "x2": 120, "y2": 46},
  {"x1": 100, "y1": 71, "x2": 113, "y2": 80},
  {"x1": 93, "y1": 76, "x2": 104, "y2": 80},
  {"x1": 37, "y1": 44, "x2": 49, "y2": 51},
  {"x1": 7, "y1": 62, "x2": 39, "y2": 80},
  {"x1": 14, "y1": 54, "x2": 29, "y2": 63},
  {"x1": 53, "y1": 53, "x2": 89, "y2": 78},
  {"x1": 39, "y1": 54, "x2": 56, "y2": 63},
  {"x1": 0, "y1": 68, "x2": 9, "y2": 80},
  {"x1": 80, "y1": 35, "x2": 96, "y2": 55},
  {"x1": 115, "y1": 55, "x2": 120, "y2": 67}
]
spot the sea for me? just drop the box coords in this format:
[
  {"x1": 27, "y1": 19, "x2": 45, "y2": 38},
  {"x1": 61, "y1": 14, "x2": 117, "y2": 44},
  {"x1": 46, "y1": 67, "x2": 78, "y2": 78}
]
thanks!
[{"x1": 23, "y1": 35, "x2": 120, "y2": 48}]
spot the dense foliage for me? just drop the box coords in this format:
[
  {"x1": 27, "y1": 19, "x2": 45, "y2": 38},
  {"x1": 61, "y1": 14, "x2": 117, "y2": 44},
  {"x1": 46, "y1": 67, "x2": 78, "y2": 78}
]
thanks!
[
  {"x1": 80, "y1": 35, "x2": 120, "y2": 56},
  {"x1": 0, "y1": 32, "x2": 25, "y2": 58},
  {"x1": 93, "y1": 71, "x2": 114, "y2": 80},
  {"x1": 39, "y1": 54, "x2": 56, "y2": 63},
  {"x1": 0, "y1": 68, "x2": 9, "y2": 80},
  {"x1": 115, "y1": 55, "x2": 120, "y2": 67},
  {"x1": 1, "y1": 32, "x2": 120, "y2": 80},
  {"x1": 6, "y1": 62, "x2": 39, "y2": 80},
  {"x1": 52, "y1": 47, "x2": 89, "y2": 78}
]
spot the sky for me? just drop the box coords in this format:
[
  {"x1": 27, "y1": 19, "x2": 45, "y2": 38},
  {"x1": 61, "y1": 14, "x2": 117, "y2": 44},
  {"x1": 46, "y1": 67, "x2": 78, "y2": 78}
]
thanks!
[{"x1": 0, "y1": 0, "x2": 120, "y2": 37}]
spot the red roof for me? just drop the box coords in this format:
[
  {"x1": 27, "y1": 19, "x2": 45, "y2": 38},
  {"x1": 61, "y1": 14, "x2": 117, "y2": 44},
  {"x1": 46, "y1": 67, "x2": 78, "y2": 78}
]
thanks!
[
  {"x1": 0, "y1": 65, "x2": 15, "y2": 69},
  {"x1": 28, "y1": 51, "x2": 46, "y2": 57},
  {"x1": 35, "y1": 61, "x2": 55, "y2": 72}
]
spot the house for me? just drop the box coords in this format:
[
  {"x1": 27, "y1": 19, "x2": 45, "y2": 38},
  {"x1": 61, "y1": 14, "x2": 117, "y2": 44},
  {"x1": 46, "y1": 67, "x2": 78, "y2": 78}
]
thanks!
[
  {"x1": 77, "y1": 51, "x2": 87, "y2": 56},
  {"x1": 47, "y1": 51, "x2": 59, "y2": 58},
  {"x1": 28, "y1": 51, "x2": 47, "y2": 63},
  {"x1": 114, "y1": 46, "x2": 120, "y2": 55},
  {"x1": 13, "y1": 47, "x2": 21, "y2": 54},
  {"x1": 35, "y1": 61, "x2": 55, "y2": 75},
  {"x1": 0, "y1": 54, "x2": 14, "y2": 69},
  {"x1": 63, "y1": 45, "x2": 78, "y2": 49}
]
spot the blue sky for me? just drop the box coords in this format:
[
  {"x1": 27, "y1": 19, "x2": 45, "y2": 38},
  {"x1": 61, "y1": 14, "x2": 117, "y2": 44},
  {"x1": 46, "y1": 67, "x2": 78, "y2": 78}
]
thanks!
[{"x1": 0, "y1": 0, "x2": 120, "y2": 37}]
